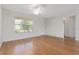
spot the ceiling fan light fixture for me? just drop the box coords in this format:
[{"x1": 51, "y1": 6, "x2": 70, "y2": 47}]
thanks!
[{"x1": 32, "y1": 7, "x2": 41, "y2": 15}]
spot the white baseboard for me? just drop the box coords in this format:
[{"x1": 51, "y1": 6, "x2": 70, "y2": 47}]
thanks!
[
  {"x1": 76, "y1": 39, "x2": 79, "y2": 41},
  {"x1": 3, "y1": 34, "x2": 44, "y2": 42},
  {"x1": 46, "y1": 34, "x2": 64, "y2": 39}
]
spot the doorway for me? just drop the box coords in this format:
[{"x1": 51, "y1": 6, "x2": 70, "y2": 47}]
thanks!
[{"x1": 64, "y1": 16, "x2": 75, "y2": 41}]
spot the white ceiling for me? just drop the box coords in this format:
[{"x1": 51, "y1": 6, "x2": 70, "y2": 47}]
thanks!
[{"x1": 2, "y1": 4, "x2": 79, "y2": 18}]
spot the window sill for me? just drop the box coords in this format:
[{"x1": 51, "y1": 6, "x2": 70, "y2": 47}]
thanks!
[{"x1": 15, "y1": 31, "x2": 33, "y2": 33}]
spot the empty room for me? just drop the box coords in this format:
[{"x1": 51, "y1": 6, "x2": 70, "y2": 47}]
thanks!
[{"x1": 0, "y1": 4, "x2": 79, "y2": 55}]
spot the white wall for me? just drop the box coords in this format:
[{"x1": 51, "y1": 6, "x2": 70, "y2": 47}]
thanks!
[
  {"x1": 75, "y1": 14, "x2": 79, "y2": 41},
  {"x1": 64, "y1": 16, "x2": 75, "y2": 38},
  {"x1": 3, "y1": 8, "x2": 79, "y2": 42},
  {"x1": 2, "y1": 9, "x2": 45, "y2": 42},
  {"x1": 0, "y1": 5, "x2": 2, "y2": 47},
  {"x1": 3, "y1": 9, "x2": 79, "y2": 42},
  {"x1": 2, "y1": 9, "x2": 64, "y2": 42},
  {"x1": 46, "y1": 17, "x2": 64, "y2": 38}
]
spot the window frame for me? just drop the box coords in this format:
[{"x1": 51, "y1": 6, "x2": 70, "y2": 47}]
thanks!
[{"x1": 15, "y1": 17, "x2": 33, "y2": 33}]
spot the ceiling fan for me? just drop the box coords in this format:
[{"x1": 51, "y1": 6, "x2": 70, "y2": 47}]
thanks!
[{"x1": 30, "y1": 4, "x2": 47, "y2": 15}]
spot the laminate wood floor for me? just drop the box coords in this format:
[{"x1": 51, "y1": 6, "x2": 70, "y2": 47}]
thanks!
[{"x1": 0, "y1": 35, "x2": 79, "y2": 55}]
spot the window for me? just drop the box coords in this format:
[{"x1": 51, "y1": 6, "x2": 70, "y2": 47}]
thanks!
[{"x1": 15, "y1": 17, "x2": 33, "y2": 33}]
